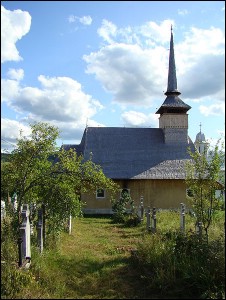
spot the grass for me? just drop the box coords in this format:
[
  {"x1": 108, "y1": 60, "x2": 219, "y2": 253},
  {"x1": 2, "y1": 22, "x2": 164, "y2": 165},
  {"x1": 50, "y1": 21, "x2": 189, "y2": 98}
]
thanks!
[
  {"x1": 29, "y1": 217, "x2": 147, "y2": 299},
  {"x1": 4, "y1": 210, "x2": 225, "y2": 299}
]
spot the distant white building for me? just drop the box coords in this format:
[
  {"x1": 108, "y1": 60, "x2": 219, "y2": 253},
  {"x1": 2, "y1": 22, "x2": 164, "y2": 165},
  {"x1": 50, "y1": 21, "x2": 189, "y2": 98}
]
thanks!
[{"x1": 194, "y1": 123, "x2": 209, "y2": 156}]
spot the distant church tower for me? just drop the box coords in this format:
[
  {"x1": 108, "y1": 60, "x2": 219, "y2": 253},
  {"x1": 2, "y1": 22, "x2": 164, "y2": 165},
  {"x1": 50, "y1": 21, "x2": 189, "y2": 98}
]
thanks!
[
  {"x1": 156, "y1": 26, "x2": 191, "y2": 144},
  {"x1": 194, "y1": 123, "x2": 209, "y2": 155}
]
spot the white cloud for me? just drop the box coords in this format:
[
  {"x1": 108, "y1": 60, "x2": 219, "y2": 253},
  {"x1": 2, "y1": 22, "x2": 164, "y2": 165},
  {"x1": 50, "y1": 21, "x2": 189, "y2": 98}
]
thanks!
[
  {"x1": 1, "y1": 5, "x2": 31, "y2": 63},
  {"x1": 4, "y1": 74, "x2": 103, "y2": 122},
  {"x1": 84, "y1": 42, "x2": 167, "y2": 107},
  {"x1": 97, "y1": 19, "x2": 117, "y2": 44},
  {"x1": 121, "y1": 111, "x2": 159, "y2": 127},
  {"x1": 180, "y1": 54, "x2": 225, "y2": 99},
  {"x1": 199, "y1": 102, "x2": 225, "y2": 116},
  {"x1": 97, "y1": 18, "x2": 175, "y2": 46},
  {"x1": 139, "y1": 19, "x2": 175, "y2": 45},
  {"x1": 1, "y1": 74, "x2": 104, "y2": 141},
  {"x1": 84, "y1": 20, "x2": 225, "y2": 108},
  {"x1": 177, "y1": 9, "x2": 189, "y2": 16},
  {"x1": 1, "y1": 78, "x2": 20, "y2": 104},
  {"x1": 68, "y1": 14, "x2": 92, "y2": 25},
  {"x1": 79, "y1": 15, "x2": 92, "y2": 25},
  {"x1": 7, "y1": 68, "x2": 24, "y2": 81},
  {"x1": 1, "y1": 118, "x2": 31, "y2": 152},
  {"x1": 68, "y1": 15, "x2": 76, "y2": 23}
]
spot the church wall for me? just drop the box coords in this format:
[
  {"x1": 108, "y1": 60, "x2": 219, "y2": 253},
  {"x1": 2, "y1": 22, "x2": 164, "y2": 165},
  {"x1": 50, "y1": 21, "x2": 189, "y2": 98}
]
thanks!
[
  {"x1": 81, "y1": 179, "x2": 189, "y2": 214},
  {"x1": 159, "y1": 113, "x2": 188, "y2": 128}
]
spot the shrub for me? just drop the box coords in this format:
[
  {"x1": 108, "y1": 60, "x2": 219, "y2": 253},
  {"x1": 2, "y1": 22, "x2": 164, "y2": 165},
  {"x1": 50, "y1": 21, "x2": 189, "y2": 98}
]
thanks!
[
  {"x1": 1, "y1": 215, "x2": 32, "y2": 299},
  {"x1": 133, "y1": 230, "x2": 225, "y2": 298}
]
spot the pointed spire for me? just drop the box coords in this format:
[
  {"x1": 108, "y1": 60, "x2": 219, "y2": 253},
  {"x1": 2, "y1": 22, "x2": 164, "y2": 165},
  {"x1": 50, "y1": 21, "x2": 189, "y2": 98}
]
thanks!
[
  {"x1": 156, "y1": 26, "x2": 191, "y2": 115},
  {"x1": 165, "y1": 25, "x2": 180, "y2": 96}
]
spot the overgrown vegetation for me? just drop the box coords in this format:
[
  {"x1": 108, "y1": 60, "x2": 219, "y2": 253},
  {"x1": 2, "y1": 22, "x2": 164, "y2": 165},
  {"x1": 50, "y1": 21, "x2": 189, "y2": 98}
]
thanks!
[
  {"x1": 1, "y1": 211, "x2": 225, "y2": 299},
  {"x1": 111, "y1": 188, "x2": 141, "y2": 226},
  {"x1": 1, "y1": 211, "x2": 33, "y2": 299},
  {"x1": 134, "y1": 221, "x2": 225, "y2": 299},
  {"x1": 186, "y1": 138, "x2": 225, "y2": 240}
]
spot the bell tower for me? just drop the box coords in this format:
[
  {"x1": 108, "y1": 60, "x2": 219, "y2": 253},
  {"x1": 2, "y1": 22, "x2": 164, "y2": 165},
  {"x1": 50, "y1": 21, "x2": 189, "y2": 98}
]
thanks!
[
  {"x1": 194, "y1": 123, "x2": 209, "y2": 156},
  {"x1": 156, "y1": 26, "x2": 191, "y2": 144}
]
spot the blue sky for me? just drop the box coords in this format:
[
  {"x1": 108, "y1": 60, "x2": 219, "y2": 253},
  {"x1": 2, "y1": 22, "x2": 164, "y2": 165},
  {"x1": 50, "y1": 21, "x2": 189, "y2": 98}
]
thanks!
[{"x1": 1, "y1": 1, "x2": 225, "y2": 152}]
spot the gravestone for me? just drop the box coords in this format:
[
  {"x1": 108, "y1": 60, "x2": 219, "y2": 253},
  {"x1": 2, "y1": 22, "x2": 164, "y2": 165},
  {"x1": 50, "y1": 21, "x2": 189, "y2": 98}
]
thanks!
[
  {"x1": 12, "y1": 192, "x2": 18, "y2": 212},
  {"x1": 196, "y1": 221, "x2": 202, "y2": 237},
  {"x1": 139, "y1": 196, "x2": 144, "y2": 222},
  {"x1": 151, "y1": 207, "x2": 157, "y2": 233},
  {"x1": 146, "y1": 207, "x2": 151, "y2": 232},
  {"x1": 180, "y1": 203, "x2": 185, "y2": 233},
  {"x1": 37, "y1": 208, "x2": 43, "y2": 253},
  {"x1": 19, "y1": 204, "x2": 31, "y2": 260},
  {"x1": 29, "y1": 203, "x2": 36, "y2": 236},
  {"x1": 1, "y1": 200, "x2": 6, "y2": 219},
  {"x1": 68, "y1": 214, "x2": 72, "y2": 234}
]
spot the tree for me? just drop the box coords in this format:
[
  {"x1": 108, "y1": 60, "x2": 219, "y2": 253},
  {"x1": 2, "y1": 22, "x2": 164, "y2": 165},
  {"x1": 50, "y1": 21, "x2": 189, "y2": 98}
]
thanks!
[
  {"x1": 1, "y1": 122, "x2": 118, "y2": 235},
  {"x1": 111, "y1": 188, "x2": 140, "y2": 226},
  {"x1": 185, "y1": 138, "x2": 225, "y2": 240}
]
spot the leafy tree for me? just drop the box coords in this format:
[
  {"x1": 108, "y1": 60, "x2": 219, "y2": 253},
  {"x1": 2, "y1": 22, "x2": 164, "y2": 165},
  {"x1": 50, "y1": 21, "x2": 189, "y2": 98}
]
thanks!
[
  {"x1": 186, "y1": 138, "x2": 225, "y2": 240},
  {"x1": 1, "y1": 122, "x2": 118, "y2": 235}
]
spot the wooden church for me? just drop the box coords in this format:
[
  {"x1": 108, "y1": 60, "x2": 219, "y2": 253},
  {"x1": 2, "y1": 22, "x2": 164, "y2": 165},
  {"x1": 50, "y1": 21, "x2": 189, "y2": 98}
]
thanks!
[{"x1": 63, "y1": 27, "x2": 196, "y2": 214}]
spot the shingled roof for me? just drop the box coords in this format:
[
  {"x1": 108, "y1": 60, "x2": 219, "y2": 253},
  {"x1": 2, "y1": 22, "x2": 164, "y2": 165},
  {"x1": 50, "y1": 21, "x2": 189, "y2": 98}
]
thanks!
[{"x1": 62, "y1": 127, "x2": 195, "y2": 180}]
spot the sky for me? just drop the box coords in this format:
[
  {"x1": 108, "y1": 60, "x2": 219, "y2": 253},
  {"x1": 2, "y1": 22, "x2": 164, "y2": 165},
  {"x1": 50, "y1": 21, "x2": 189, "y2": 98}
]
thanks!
[{"x1": 1, "y1": 1, "x2": 225, "y2": 153}]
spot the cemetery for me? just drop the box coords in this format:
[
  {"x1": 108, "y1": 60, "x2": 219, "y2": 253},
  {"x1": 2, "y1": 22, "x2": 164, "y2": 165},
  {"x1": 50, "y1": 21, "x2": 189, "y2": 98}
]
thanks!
[{"x1": 1, "y1": 192, "x2": 225, "y2": 299}]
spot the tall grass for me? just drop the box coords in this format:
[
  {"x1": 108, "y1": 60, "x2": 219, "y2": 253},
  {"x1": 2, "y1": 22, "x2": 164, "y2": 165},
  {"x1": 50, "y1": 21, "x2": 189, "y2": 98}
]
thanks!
[
  {"x1": 1, "y1": 210, "x2": 225, "y2": 299},
  {"x1": 133, "y1": 210, "x2": 225, "y2": 299}
]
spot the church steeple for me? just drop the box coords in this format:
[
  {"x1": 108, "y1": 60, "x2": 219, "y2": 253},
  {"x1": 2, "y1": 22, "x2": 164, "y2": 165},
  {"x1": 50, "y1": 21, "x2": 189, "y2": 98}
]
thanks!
[
  {"x1": 194, "y1": 123, "x2": 209, "y2": 155},
  {"x1": 165, "y1": 25, "x2": 180, "y2": 95},
  {"x1": 156, "y1": 26, "x2": 191, "y2": 115},
  {"x1": 156, "y1": 26, "x2": 192, "y2": 145}
]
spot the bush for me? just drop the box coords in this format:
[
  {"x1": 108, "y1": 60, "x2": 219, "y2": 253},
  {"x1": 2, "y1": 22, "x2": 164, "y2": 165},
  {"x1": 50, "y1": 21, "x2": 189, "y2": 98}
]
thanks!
[
  {"x1": 133, "y1": 230, "x2": 225, "y2": 298},
  {"x1": 111, "y1": 189, "x2": 141, "y2": 226},
  {"x1": 124, "y1": 212, "x2": 141, "y2": 227},
  {"x1": 1, "y1": 215, "x2": 32, "y2": 299}
]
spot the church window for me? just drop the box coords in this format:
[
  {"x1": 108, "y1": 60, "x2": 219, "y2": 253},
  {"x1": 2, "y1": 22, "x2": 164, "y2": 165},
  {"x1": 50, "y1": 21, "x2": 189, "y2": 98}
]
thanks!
[{"x1": 96, "y1": 188, "x2": 105, "y2": 198}]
